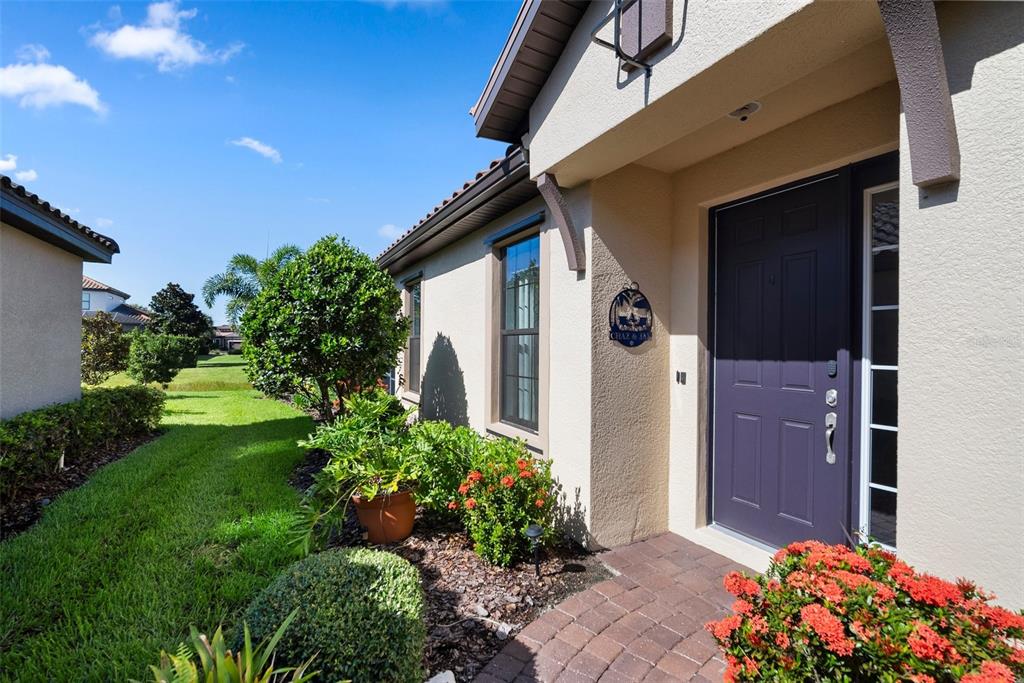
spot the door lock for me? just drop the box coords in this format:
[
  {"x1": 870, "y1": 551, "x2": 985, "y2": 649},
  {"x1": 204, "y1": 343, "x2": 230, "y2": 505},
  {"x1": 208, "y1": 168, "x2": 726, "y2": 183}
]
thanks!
[
  {"x1": 825, "y1": 389, "x2": 838, "y2": 407},
  {"x1": 824, "y1": 412, "x2": 837, "y2": 465}
]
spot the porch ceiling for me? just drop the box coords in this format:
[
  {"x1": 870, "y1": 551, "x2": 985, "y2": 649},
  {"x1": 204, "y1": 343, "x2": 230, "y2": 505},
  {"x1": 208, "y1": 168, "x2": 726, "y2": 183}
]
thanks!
[{"x1": 540, "y1": 1, "x2": 894, "y2": 187}]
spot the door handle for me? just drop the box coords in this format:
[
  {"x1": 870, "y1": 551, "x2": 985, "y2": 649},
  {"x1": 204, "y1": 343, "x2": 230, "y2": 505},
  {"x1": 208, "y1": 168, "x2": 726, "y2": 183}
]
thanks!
[{"x1": 825, "y1": 412, "x2": 837, "y2": 465}]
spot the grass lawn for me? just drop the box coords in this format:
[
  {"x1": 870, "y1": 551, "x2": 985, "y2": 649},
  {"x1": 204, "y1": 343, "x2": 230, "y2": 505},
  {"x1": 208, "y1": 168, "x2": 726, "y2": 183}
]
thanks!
[
  {"x1": 101, "y1": 353, "x2": 253, "y2": 392},
  {"x1": 0, "y1": 385, "x2": 312, "y2": 681}
]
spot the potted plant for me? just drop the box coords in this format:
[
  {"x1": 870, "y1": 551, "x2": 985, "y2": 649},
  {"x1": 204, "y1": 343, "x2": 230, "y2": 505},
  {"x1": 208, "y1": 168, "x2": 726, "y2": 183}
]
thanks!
[{"x1": 299, "y1": 389, "x2": 420, "y2": 546}]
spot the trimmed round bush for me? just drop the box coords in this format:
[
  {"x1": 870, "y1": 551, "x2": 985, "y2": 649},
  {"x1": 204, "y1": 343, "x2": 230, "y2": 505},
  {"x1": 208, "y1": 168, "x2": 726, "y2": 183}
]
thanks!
[{"x1": 242, "y1": 548, "x2": 425, "y2": 683}]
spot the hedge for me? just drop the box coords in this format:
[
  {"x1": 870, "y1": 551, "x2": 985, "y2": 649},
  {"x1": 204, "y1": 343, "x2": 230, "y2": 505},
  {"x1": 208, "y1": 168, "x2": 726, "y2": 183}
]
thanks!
[
  {"x1": 242, "y1": 548, "x2": 425, "y2": 683},
  {"x1": 0, "y1": 386, "x2": 165, "y2": 502}
]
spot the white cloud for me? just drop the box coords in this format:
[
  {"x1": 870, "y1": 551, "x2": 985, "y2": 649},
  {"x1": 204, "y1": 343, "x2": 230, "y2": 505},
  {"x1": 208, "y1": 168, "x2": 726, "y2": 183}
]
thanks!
[
  {"x1": 230, "y1": 137, "x2": 282, "y2": 163},
  {"x1": 14, "y1": 169, "x2": 38, "y2": 183},
  {"x1": 0, "y1": 154, "x2": 16, "y2": 172},
  {"x1": 95, "y1": 217, "x2": 114, "y2": 228},
  {"x1": 90, "y1": 1, "x2": 244, "y2": 72},
  {"x1": 378, "y1": 223, "x2": 402, "y2": 240},
  {"x1": 16, "y1": 44, "x2": 51, "y2": 63},
  {"x1": 0, "y1": 57, "x2": 106, "y2": 113}
]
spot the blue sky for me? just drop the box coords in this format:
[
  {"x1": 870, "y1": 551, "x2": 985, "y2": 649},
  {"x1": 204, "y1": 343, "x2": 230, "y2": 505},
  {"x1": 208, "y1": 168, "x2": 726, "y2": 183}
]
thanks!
[{"x1": 1, "y1": 1, "x2": 518, "y2": 323}]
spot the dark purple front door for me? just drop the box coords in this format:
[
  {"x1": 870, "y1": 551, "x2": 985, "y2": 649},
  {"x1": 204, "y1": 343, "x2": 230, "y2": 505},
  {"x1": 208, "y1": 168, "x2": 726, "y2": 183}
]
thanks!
[{"x1": 711, "y1": 174, "x2": 850, "y2": 548}]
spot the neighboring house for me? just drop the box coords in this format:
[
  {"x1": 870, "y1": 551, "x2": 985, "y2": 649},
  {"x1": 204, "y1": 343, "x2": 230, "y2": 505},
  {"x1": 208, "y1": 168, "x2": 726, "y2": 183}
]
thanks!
[
  {"x1": 213, "y1": 324, "x2": 242, "y2": 352},
  {"x1": 0, "y1": 175, "x2": 119, "y2": 419},
  {"x1": 380, "y1": 1, "x2": 1024, "y2": 608},
  {"x1": 81, "y1": 275, "x2": 150, "y2": 331}
]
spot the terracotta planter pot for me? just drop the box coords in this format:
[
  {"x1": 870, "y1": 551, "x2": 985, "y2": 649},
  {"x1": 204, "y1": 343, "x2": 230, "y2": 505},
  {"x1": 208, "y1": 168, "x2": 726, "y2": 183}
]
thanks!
[{"x1": 352, "y1": 489, "x2": 415, "y2": 544}]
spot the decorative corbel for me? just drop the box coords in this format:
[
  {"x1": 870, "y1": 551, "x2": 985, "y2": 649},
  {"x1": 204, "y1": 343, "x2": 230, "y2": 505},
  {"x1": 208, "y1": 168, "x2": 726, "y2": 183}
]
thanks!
[
  {"x1": 878, "y1": 0, "x2": 960, "y2": 187},
  {"x1": 537, "y1": 172, "x2": 585, "y2": 272}
]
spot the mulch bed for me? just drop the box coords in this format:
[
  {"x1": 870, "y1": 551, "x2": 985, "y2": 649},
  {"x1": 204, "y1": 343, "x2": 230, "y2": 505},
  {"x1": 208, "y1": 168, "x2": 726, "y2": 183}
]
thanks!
[
  {"x1": 1, "y1": 431, "x2": 162, "y2": 540},
  {"x1": 290, "y1": 450, "x2": 612, "y2": 682}
]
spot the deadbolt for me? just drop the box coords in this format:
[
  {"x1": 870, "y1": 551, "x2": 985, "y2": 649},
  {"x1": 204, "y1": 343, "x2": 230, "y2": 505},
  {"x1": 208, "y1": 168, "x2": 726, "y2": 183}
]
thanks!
[{"x1": 825, "y1": 389, "x2": 838, "y2": 407}]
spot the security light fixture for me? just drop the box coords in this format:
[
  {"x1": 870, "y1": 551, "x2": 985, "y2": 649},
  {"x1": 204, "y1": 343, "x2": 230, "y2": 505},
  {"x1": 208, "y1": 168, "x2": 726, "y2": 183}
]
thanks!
[
  {"x1": 525, "y1": 523, "x2": 544, "y2": 579},
  {"x1": 728, "y1": 101, "x2": 762, "y2": 122}
]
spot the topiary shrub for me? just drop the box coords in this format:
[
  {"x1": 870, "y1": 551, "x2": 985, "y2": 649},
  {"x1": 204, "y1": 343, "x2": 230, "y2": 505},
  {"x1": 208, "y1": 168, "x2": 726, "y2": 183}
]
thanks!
[{"x1": 242, "y1": 548, "x2": 424, "y2": 683}]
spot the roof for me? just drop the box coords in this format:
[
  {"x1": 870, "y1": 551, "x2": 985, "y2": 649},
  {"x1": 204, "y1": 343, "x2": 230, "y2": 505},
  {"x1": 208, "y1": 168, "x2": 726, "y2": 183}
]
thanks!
[
  {"x1": 1, "y1": 175, "x2": 119, "y2": 263},
  {"x1": 82, "y1": 275, "x2": 130, "y2": 300},
  {"x1": 472, "y1": 0, "x2": 588, "y2": 143},
  {"x1": 84, "y1": 303, "x2": 149, "y2": 327},
  {"x1": 376, "y1": 146, "x2": 539, "y2": 274}
]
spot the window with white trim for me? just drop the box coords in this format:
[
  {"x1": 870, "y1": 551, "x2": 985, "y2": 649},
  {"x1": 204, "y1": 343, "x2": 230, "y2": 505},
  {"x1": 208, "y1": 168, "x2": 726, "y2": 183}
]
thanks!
[
  {"x1": 82, "y1": 291, "x2": 91, "y2": 312},
  {"x1": 861, "y1": 185, "x2": 899, "y2": 548},
  {"x1": 499, "y1": 234, "x2": 540, "y2": 430}
]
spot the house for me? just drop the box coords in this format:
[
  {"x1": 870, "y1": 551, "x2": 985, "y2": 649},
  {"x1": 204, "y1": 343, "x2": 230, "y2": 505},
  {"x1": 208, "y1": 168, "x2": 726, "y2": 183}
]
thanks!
[
  {"x1": 0, "y1": 175, "x2": 119, "y2": 419},
  {"x1": 379, "y1": 1, "x2": 1024, "y2": 608},
  {"x1": 81, "y1": 275, "x2": 150, "y2": 331},
  {"x1": 213, "y1": 324, "x2": 243, "y2": 352}
]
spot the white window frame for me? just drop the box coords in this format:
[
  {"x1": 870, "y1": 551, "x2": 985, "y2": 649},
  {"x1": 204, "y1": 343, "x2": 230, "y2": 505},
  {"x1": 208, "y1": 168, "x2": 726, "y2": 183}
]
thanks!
[
  {"x1": 858, "y1": 181, "x2": 900, "y2": 550},
  {"x1": 82, "y1": 291, "x2": 91, "y2": 312}
]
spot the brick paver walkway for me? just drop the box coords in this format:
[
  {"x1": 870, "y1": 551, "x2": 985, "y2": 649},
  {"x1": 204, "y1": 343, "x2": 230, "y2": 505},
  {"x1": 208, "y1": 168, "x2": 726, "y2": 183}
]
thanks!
[{"x1": 474, "y1": 532, "x2": 748, "y2": 683}]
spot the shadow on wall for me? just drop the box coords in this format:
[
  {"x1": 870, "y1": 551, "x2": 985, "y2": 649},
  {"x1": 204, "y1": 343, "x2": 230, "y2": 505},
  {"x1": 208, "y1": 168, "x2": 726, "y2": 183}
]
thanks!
[
  {"x1": 554, "y1": 485, "x2": 599, "y2": 551},
  {"x1": 419, "y1": 333, "x2": 468, "y2": 427}
]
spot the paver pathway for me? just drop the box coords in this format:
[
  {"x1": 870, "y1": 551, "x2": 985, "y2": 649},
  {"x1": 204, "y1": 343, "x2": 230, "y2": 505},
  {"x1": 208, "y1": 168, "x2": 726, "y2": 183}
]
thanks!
[{"x1": 474, "y1": 532, "x2": 749, "y2": 682}]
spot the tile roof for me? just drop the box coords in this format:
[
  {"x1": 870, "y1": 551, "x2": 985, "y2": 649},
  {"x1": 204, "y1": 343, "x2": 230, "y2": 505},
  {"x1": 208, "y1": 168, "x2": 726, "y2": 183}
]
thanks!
[
  {"x1": 84, "y1": 304, "x2": 150, "y2": 327},
  {"x1": 1, "y1": 174, "x2": 119, "y2": 254},
  {"x1": 82, "y1": 275, "x2": 130, "y2": 299},
  {"x1": 376, "y1": 146, "x2": 526, "y2": 262}
]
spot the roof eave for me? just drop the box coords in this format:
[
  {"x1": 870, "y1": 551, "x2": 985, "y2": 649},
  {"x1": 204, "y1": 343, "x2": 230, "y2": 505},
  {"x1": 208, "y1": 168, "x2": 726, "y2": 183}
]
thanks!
[{"x1": 377, "y1": 147, "x2": 534, "y2": 273}]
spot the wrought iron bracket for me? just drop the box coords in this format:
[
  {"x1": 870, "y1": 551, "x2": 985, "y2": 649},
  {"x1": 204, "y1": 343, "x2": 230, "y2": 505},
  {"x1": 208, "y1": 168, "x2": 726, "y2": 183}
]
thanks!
[{"x1": 590, "y1": 0, "x2": 653, "y2": 76}]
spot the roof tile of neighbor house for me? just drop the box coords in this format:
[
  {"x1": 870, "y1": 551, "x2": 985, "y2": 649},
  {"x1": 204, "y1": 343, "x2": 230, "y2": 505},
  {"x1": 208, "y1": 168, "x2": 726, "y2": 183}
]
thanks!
[
  {"x1": 82, "y1": 275, "x2": 131, "y2": 300},
  {"x1": 376, "y1": 146, "x2": 537, "y2": 273},
  {"x1": 1, "y1": 175, "x2": 120, "y2": 254}
]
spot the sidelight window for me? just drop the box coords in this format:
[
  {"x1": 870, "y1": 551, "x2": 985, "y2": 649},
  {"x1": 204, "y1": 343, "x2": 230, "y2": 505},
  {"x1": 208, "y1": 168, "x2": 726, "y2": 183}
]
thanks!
[
  {"x1": 861, "y1": 185, "x2": 900, "y2": 548},
  {"x1": 499, "y1": 234, "x2": 540, "y2": 430}
]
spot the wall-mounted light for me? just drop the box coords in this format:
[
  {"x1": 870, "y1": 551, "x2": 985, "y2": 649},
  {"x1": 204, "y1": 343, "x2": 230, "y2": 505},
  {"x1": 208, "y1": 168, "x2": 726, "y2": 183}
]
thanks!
[{"x1": 728, "y1": 101, "x2": 762, "y2": 123}]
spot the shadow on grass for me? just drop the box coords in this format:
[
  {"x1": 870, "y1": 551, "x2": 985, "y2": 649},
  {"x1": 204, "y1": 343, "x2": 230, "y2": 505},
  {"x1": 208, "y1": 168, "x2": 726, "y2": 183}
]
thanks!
[{"x1": 0, "y1": 415, "x2": 312, "y2": 681}]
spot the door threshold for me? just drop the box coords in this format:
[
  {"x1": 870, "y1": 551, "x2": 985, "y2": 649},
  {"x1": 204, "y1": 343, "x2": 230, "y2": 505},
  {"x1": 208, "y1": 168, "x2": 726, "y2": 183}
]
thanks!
[{"x1": 678, "y1": 525, "x2": 774, "y2": 574}]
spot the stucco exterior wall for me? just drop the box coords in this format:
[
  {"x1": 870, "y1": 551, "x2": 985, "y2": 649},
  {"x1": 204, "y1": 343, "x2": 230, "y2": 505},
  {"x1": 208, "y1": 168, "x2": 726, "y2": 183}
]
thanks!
[
  {"x1": 895, "y1": 2, "x2": 1024, "y2": 608},
  {"x1": 394, "y1": 190, "x2": 595, "y2": 541},
  {"x1": 587, "y1": 165, "x2": 673, "y2": 548},
  {"x1": 0, "y1": 222, "x2": 84, "y2": 419},
  {"x1": 666, "y1": 84, "x2": 899, "y2": 567}
]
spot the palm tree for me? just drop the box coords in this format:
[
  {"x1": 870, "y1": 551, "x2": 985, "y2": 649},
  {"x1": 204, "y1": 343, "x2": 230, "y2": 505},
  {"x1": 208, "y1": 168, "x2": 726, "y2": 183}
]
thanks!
[{"x1": 203, "y1": 245, "x2": 302, "y2": 325}]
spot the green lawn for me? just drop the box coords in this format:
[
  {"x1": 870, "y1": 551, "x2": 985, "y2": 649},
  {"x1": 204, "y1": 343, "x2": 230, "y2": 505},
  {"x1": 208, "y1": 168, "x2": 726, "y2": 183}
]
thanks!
[
  {"x1": 101, "y1": 353, "x2": 253, "y2": 392},
  {"x1": 0, "y1": 385, "x2": 312, "y2": 681}
]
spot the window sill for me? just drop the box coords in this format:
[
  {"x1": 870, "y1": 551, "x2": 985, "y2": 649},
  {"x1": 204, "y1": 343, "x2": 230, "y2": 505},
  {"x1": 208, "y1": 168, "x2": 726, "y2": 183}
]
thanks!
[
  {"x1": 400, "y1": 390, "x2": 420, "y2": 405},
  {"x1": 486, "y1": 421, "x2": 544, "y2": 454}
]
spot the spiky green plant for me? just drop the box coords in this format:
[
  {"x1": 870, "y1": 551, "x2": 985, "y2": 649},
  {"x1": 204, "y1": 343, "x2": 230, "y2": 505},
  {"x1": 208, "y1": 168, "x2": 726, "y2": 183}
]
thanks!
[{"x1": 202, "y1": 246, "x2": 302, "y2": 326}]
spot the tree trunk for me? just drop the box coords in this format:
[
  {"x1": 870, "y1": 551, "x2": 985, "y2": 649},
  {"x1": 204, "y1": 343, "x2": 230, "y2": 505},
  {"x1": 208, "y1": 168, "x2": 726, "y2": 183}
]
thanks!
[{"x1": 315, "y1": 377, "x2": 334, "y2": 423}]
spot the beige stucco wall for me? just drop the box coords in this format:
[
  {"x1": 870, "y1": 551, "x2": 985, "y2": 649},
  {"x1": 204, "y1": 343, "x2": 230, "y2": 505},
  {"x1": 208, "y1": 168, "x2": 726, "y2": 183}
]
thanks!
[
  {"x1": 395, "y1": 191, "x2": 596, "y2": 540},
  {"x1": 526, "y1": 0, "x2": 889, "y2": 186},
  {"x1": 894, "y1": 2, "x2": 1024, "y2": 608},
  {"x1": 0, "y1": 223, "x2": 84, "y2": 419},
  {"x1": 587, "y1": 165, "x2": 673, "y2": 548}
]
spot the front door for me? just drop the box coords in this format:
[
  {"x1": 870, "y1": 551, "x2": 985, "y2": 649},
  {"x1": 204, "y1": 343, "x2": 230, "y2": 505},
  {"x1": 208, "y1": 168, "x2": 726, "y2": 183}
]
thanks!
[{"x1": 711, "y1": 174, "x2": 851, "y2": 547}]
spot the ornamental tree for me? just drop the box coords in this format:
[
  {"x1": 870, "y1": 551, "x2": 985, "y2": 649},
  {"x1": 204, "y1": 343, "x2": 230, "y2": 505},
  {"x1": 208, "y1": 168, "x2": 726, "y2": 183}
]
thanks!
[
  {"x1": 148, "y1": 283, "x2": 214, "y2": 353},
  {"x1": 126, "y1": 331, "x2": 199, "y2": 387},
  {"x1": 241, "y1": 235, "x2": 407, "y2": 422},
  {"x1": 81, "y1": 311, "x2": 130, "y2": 385}
]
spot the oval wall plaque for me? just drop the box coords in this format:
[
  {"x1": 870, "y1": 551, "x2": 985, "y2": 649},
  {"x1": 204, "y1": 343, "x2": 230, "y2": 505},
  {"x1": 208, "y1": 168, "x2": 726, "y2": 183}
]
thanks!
[{"x1": 608, "y1": 283, "x2": 652, "y2": 347}]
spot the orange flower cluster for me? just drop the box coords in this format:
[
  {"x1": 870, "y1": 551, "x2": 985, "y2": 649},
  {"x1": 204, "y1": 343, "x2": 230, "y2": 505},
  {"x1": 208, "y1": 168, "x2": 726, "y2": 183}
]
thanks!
[{"x1": 704, "y1": 540, "x2": 1024, "y2": 681}]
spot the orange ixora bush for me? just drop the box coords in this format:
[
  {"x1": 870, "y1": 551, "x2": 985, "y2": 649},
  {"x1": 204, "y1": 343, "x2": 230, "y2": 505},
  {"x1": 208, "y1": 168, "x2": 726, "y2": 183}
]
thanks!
[
  {"x1": 706, "y1": 541, "x2": 1024, "y2": 683},
  {"x1": 448, "y1": 438, "x2": 555, "y2": 567}
]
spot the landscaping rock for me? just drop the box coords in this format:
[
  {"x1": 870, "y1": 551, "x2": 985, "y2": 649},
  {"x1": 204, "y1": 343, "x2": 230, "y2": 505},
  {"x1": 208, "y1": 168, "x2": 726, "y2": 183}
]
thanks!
[{"x1": 426, "y1": 671, "x2": 455, "y2": 683}]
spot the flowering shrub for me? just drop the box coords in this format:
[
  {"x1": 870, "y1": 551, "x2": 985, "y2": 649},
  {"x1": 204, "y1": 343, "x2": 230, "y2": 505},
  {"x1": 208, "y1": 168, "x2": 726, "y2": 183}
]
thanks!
[
  {"x1": 449, "y1": 437, "x2": 555, "y2": 567},
  {"x1": 706, "y1": 541, "x2": 1024, "y2": 682}
]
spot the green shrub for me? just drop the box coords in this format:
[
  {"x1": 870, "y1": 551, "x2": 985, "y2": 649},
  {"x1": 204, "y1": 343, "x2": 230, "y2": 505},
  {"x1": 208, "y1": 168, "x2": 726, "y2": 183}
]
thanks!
[
  {"x1": 294, "y1": 390, "x2": 419, "y2": 552},
  {"x1": 243, "y1": 549, "x2": 425, "y2": 683},
  {"x1": 127, "y1": 331, "x2": 200, "y2": 386},
  {"x1": 81, "y1": 311, "x2": 130, "y2": 385},
  {"x1": 408, "y1": 420, "x2": 480, "y2": 517},
  {"x1": 0, "y1": 385, "x2": 165, "y2": 502},
  {"x1": 453, "y1": 438, "x2": 556, "y2": 567},
  {"x1": 137, "y1": 610, "x2": 317, "y2": 683}
]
